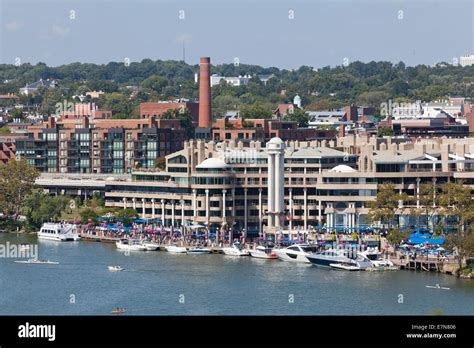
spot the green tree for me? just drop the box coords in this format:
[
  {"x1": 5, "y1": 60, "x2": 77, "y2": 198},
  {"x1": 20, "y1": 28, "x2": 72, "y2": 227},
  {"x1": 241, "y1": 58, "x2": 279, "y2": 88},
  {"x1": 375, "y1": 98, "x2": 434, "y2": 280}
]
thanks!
[
  {"x1": 0, "y1": 159, "x2": 39, "y2": 220},
  {"x1": 23, "y1": 191, "x2": 70, "y2": 228},
  {"x1": 283, "y1": 108, "x2": 308, "y2": 127},
  {"x1": 116, "y1": 208, "x2": 138, "y2": 227},
  {"x1": 368, "y1": 182, "x2": 409, "y2": 230},
  {"x1": 377, "y1": 127, "x2": 394, "y2": 137},
  {"x1": 80, "y1": 207, "x2": 99, "y2": 224},
  {"x1": 240, "y1": 105, "x2": 272, "y2": 119}
]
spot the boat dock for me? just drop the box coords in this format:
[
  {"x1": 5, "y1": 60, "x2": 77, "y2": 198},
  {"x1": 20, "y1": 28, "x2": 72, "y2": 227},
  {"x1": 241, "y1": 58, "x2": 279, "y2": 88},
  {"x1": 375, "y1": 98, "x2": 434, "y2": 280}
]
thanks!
[{"x1": 391, "y1": 257, "x2": 459, "y2": 275}]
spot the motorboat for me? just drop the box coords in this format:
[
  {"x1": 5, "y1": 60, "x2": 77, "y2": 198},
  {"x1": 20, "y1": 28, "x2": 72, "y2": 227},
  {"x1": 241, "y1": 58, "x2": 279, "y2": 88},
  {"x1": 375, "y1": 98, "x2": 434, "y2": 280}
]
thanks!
[
  {"x1": 111, "y1": 308, "x2": 127, "y2": 314},
  {"x1": 37, "y1": 223, "x2": 81, "y2": 241},
  {"x1": 272, "y1": 244, "x2": 319, "y2": 263},
  {"x1": 329, "y1": 261, "x2": 361, "y2": 271},
  {"x1": 187, "y1": 247, "x2": 212, "y2": 254},
  {"x1": 142, "y1": 241, "x2": 160, "y2": 251},
  {"x1": 306, "y1": 248, "x2": 373, "y2": 269},
  {"x1": 115, "y1": 239, "x2": 147, "y2": 251},
  {"x1": 108, "y1": 265, "x2": 124, "y2": 272},
  {"x1": 360, "y1": 248, "x2": 395, "y2": 269},
  {"x1": 14, "y1": 258, "x2": 59, "y2": 265},
  {"x1": 165, "y1": 245, "x2": 187, "y2": 253},
  {"x1": 222, "y1": 242, "x2": 249, "y2": 256},
  {"x1": 249, "y1": 245, "x2": 278, "y2": 259}
]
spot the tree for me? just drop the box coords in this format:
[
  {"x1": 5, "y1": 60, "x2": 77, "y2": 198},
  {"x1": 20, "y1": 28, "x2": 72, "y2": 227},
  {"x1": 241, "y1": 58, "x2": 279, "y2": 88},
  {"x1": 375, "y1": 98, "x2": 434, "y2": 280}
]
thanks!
[
  {"x1": 116, "y1": 208, "x2": 138, "y2": 227},
  {"x1": 23, "y1": 191, "x2": 70, "y2": 228},
  {"x1": 368, "y1": 182, "x2": 409, "y2": 230},
  {"x1": 0, "y1": 159, "x2": 39, "y2": 220},
  {"x1": 80, "y1": 207, "x2": 99, "y2": 224},
  {"x1": 377, "y1": 127, "x2": 394, "y2": 137},
  {"x1": 438, "y1": 181, "x2": 473, "y2": 232},
  {"x1": 161, "y1": 108, "x2": 194, "y2": 138},
  {"x1": 240, "y1": 105, "x2": 272, "y2": 119},
  {"x1": 283, "y1": 108, "x2": 308, "y2": 127}
]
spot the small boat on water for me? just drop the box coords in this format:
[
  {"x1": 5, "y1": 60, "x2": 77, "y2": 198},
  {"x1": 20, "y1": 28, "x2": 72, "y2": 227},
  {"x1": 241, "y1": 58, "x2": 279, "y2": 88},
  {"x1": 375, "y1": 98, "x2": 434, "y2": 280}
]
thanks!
[
  {"x1": 37, "y1": 223, "x2": 81, "y2": 242},
  {"x1": 108, "y1": 265, "x2": 124, "y2": 272},
  {"x1": 187, "y1": 247, "x2": 212, "y2": 254},
  {"x1": 111, "y1": 308, "x2": 127, "y2": 314},
  {"x1": 165, "y1": 245, "x2": 187, "y2": 253},
  {"x1": 329, "y1": 262, "x2": 361, "y2": 271},
  {"x1": 14, "y1": 258, "x2": 59, "y2": 265},
  {"x1": 116, "y1": 239, "x2": 147, "y2": 251},
  {"x1": 222, "y1": 242, "x2": 249, "y2": 256},
  {"x1": 249, "y1": 245, "x2": 278, "y2": 259},
  {"x1": 426, "y1": 284, "x2": 450, "y2": 290},
  {"x1": 142, "y1": 242, "x2": 160, "y2": 251}
]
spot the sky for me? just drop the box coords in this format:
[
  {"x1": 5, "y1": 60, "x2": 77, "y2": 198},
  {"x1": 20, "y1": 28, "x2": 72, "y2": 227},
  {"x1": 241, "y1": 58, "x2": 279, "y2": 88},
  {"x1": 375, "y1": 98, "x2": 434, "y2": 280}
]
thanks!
[{"x1": 0, "y1": 0, "x2": 473, "y2": 69}]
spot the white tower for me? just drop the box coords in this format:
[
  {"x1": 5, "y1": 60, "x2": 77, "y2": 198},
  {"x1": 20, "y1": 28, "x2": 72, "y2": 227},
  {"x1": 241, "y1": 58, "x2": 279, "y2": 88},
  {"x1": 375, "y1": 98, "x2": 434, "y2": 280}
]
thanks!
[
  {"x1": 267, "y1": 137, "x2": 285, "y2": 228},
  {"x1": 293, "y1": 94, "x2": 302, "y2": 109}
]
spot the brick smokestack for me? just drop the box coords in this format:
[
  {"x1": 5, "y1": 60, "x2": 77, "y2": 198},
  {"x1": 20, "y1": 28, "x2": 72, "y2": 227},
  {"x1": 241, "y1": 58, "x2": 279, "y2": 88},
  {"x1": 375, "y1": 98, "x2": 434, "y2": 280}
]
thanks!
[{"x1": 199, "y1": 57, "x2": 212, "y2": 128}]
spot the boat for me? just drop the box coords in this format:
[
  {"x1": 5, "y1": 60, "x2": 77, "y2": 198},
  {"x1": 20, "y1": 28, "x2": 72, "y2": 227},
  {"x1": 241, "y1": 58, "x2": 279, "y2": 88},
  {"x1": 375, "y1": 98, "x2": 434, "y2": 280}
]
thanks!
[
  {"x1": 115, "y1": 239, "x2": 147, "y2": 251},
  {"x1": 222, "y1": 242, "x2": 249, "y2": 256},
  {"x1": 360, "y1": 248, "x2": 396, "y2": 269},
  {"x1": 108, "y1": 265, "x2": 124, "y2": 272},
  {"x1": 142, "y1": 241, "x2": 160, "y2": 251},
  {"x1": 306, "y1": 248, "x2": 373, "y2": 269},
  {"x1": 273, "y1": 244, "x2": 319, "y2": 263},
  {"x1": 14, "y1": 258, "x2": 59, "y2": 265},
  {"x1": 426, "y1": 284, "x2": 450, "y2": 290},
  {"x1": 165, "y1": 245, "x2": 187, "y2": 253},
  {"x1": 37, "y1": 223, "x2": 81, "y2": 241},
  {"x1": 111, "y1": 308, "x2": 127, "y2": 314},
  {"x1": 187, "y1": 247, "x2": 212, "y2": 254},
  {"x1": 329, "y1": 261, "x2": 361, "y2": 271},
  {"x1": 249, "y1": 245, "x2": 278, "y2": 259}
]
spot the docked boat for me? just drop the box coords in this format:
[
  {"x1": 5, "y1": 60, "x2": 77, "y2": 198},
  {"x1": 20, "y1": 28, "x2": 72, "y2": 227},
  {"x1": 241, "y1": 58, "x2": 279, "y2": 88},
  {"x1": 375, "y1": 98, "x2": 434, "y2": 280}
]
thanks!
[
  {"x1": 165, "y1": 245, "x2": 187, "y2": 253},
  {"x1": 306, "y1": 248, "x2": 373, "y2": 269},
  {"x1": 115, "y1": 239, "x2": 147, "y2": 251},
  {"x1": 222, "y1": 242, "x2": 249, "y2": 256},
  {"x1": 37, "y1": 223, "x2": 81, "y2": 241},
  {"x1": 360, "y1": 248, "x2": 395, "y2": 269},
  {"x1": 142, "y1": 242, "x2": 160, "y2": 251},
  {"x1": 187, "y1": 247, "x2": 212, "y2": 254},
  {"x1": 14, "y1": 258, "x2": 59, "y2": 265},
  {"x1": 273, "y1": 244, "x2": 319, "y2": 263},
  {"x1": 108, "y1": 265, "x2": 124, "y2": 272},
  {"x1": 329, "y1": 261, "x2": 361, "y2": 271},
  {"x1": 249, "y1": 245, "x2": 278, "y2": 259}
]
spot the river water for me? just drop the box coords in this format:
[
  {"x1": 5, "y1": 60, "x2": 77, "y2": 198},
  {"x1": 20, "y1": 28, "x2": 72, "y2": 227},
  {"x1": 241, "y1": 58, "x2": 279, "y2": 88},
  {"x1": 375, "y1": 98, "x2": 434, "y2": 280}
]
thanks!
[{"x1": 0, "y1": 233, "x2": 472, "y2": 315}]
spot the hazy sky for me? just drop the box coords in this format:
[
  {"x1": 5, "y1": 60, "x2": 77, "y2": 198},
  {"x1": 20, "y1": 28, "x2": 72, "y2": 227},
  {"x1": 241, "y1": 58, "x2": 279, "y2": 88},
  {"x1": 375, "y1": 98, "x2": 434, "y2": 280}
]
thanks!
[{"x1": 0, "y1": 0, "x2": 473, "y2": 69}]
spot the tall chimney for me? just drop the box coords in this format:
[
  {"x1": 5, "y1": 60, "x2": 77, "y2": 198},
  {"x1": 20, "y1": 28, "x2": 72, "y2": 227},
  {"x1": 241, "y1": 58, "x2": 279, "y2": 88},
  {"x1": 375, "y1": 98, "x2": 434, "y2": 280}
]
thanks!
[{"x1": 199, "y1": 57, "x2": 212, "y2": 128}]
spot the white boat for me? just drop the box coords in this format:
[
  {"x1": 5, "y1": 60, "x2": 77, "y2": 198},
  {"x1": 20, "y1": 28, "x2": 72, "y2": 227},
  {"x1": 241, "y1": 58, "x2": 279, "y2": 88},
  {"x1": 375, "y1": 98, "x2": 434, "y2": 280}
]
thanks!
[
  {"x1": 360, "y1": 248, "x2": 395, "y2": 269},
  {"x1": 187, "y1": 247, "x2": 212, "y2": 254},
  {"x1": 249, "y1": 245, "x2": 278, "y2": 259},
  {"x1": 108, "y1": 265, "x2": 124, "y2": 272},
  {"x1": 329, "y1": 262, "x2": 361, "y2": 271},
  {"x1": 142, "y1": 242, "x2": 160, "y2": 251},
  {"x1": 115, "y1": 239, "x2": 147, "y2": 251},
  {"x1": 306, "y1": 248, "x2": 374, "y2": 269},
  {"x1": 222, "y1": 242, "x2": 249, "y2": 256},
  {"x1": 165, "y1": 245, "x2": 187, "y2": 253},
  {"x1": 426, "y1": 284, "x2": 450, "y2": 290},
  {"x1": 14, "y1": 258, "x2": 59, "y2": 265},
  {"x1": 273, "y1": 244, "x2": 319, "y2": 263},
  {"x1": 37, "y1": 223, "x2": 81, "y2": 241}
]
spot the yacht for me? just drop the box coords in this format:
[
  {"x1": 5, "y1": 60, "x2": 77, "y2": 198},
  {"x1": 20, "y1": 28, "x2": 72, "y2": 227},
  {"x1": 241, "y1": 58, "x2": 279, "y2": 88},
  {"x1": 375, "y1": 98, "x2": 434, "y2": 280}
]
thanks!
[
  {"x1": 115, "y1": 239, "x2": 147, "y2": 251},
  {"x1": 222, "y1": 242, "x2": 250, "y2": 256},
  {"x1": 165, "y1": 245, "x2": 187, "y2": 253},
  {"x1": 37, "y1": 223, "x2": 81, "y2": 241},
  {"x1": 249, "y1": 245, "x2": 278, "y2": 259},
  {"x1": 273, "y1": 244, "x2": 319, "y2": 263},
  {"x1": 187, "y1": 247, "x2": 212, "y2": 254},
  {"x1": 142, "y1": 241, "x2": 160, "y2": 251},
  {"x1": 14, "y1": 258, "x2": 59, "y2": 265},
  {"x1": 306, "y1": 248, "x2": 373, "y2": 269},
  {"x1": 360, "y1": 248, "x2": 396, "y2": 269}
]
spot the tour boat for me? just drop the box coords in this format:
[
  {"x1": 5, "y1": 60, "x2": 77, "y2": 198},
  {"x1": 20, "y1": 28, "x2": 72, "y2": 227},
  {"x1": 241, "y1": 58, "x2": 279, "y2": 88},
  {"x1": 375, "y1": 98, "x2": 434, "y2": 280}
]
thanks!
[
  {"x1": 222, "y1": 242, "x2": 250, "y2": 256},
  {"x1": 306, "y1": 248, "x2": 373, "y2": 269},
  {"x1": 249, "y1": 245, "x2": 278, "y2": 259},
  {"x1": 37, "y1": 223, "x2": 81, "y2": 241},
  {"x1": 115, "y1": 239, "x2": 147, "y2": 251},
  {"x1": 329, "y1": 261, "x2": 361, "y2": 271},
  {"x1": 14, "y1": 258, "x2": 59, "y2": 265},
  {"x1": 273, "y1": 244, "x2": 319, "y2": 263},
  {"x1": 165, "y1": 245, "x2": 187, "y2": 253},
  {"x1": 142, "y1": 242, "x2": 160, "y2": 251},
  {"x1": 111, "y1": 308, "x2": 127, "y2": 314},
  {"x1": 187, "y1": 247, "x2": 212, "y2": 254},
  {"x1": 108, "y1": 265, "x2": 124, "y2": 272}
]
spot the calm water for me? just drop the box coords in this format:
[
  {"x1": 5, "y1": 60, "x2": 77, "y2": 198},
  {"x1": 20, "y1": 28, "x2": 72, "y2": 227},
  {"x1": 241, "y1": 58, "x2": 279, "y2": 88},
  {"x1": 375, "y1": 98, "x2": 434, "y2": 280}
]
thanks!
[{"x1": 0, "y1": 233, "x2": 473, "y2": 315}]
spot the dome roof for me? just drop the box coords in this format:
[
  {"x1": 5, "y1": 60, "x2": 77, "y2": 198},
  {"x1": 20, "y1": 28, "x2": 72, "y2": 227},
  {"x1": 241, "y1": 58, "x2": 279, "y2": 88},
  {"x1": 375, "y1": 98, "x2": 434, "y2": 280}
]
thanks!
[
  {"x1": 196, "y1": 157, "x2": 230, "y2": 169},
  {"x1": 329, "y1": 164, "x2": 356, "y2": 173},
  {"x1": 268, "y1": 137, "x2": 284, "y2": 145}
]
